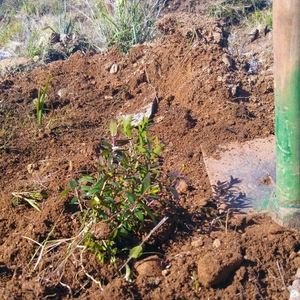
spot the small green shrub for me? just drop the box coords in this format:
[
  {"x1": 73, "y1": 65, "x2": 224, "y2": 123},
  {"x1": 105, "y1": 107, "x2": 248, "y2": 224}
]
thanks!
[{"x1": 60, "y1": 117, "x2": 170, "y2": 263}]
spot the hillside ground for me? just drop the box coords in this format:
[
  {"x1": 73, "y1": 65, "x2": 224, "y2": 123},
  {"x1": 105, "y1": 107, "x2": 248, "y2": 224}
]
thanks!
[{"x1": 1, "y1": 1, "x2": 299, "y2": 299}]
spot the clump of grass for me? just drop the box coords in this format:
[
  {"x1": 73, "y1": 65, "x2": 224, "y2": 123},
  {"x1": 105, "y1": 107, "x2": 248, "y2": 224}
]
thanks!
[
  {"x1": 75, "y1": 0, "x2": 167, "y2": 53},
  {"x1": 26, "y1": 29, "x2": 46, "y2": 58},
  {"x1": 0, "y1": 18, "x2": 23, "y2": 45},
  {"x1": 44, "y1": 0, "x2": 76, "y2": 35},
  {"x1": 248, "y1": 5, "x2": 272, "y2": 29},
  {"x1": 208, "y1": 0, "x2": 271, "y2": 25}
]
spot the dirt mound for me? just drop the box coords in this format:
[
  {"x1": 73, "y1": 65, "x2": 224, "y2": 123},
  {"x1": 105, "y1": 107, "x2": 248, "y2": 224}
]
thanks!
[{"x1": 0, "y1": 11, "x2": 299, "y2": 300}]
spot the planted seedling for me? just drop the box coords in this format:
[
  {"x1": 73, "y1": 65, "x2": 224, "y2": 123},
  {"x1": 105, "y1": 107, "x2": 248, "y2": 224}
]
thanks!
[
  {"x1": 36, "y1": 75, "x2": 50, "y2": 126},
  {"x1": 60, "y1": 117, "x2": 168, "y2": 263}
]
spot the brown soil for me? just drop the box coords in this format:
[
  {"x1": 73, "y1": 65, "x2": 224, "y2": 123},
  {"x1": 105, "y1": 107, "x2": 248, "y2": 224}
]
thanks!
[{"x1": 0, "y1": 2, "x2": 299, "y2": 300}]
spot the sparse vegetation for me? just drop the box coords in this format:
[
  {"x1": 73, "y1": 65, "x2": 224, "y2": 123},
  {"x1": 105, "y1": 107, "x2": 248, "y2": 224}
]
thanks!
[
  {"x1": 0, "y1": 0, "x2": 167, "y2": 62},
  {"x1": 0, "y1": 0, "x2": 272, "y2": 65},
  {"x1": 208, "y1": 0, "x2": 271, "y2": 25},
  {"x1": 248, "y1": 5, "x2": 272, "y2": 29},
  {"x1": 77, "y1": 0, "x2": 167, "y2": 53}
]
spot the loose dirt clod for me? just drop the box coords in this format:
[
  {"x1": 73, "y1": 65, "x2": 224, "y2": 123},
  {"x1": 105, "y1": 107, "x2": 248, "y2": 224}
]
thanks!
[
  {"x1": 197, "y1": 248, "x2": 243, "y2": 286},
  {"x1": 135, "y1": 255, "x2": 163, "y2": 278}
]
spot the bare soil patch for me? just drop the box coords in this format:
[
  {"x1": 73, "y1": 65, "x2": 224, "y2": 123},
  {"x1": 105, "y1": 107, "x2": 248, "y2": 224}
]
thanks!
[{"x1": 0, "y1": 3, "x2": 299, "y2": 300}]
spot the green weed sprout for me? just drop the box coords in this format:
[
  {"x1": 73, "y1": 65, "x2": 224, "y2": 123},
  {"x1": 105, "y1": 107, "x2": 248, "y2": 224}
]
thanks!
[
  {"x1": 12, "y1": 190, "x2": 47, "y2": 211},
  {"x1": 60, "y1": 117, "x2": 167, "y2": 263},
  {"x1": 36, "y1": 75, "x2": 50, "y2": 126}
]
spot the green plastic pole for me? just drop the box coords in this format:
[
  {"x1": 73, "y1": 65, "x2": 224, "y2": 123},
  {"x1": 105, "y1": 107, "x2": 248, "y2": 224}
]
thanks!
[{"x1": 269, "y1": 0, "x2": 300, "y2": 228}]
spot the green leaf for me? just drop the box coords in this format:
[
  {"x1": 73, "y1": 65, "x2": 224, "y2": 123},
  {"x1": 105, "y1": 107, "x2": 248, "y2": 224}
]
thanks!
[
  {"x1": 110, "y1": 119, "x2": 118, "y2": 136},
  {"x1": 138, "y1": 136, "x2": 144, "y2": 147},
  {"x1": 141, "y1": 173, "x2": 150, "y2": 194},
  {"x1": 169, "y1": 174, "x2": 177, "y2": 183},
  {"x1": 140, "y1": 130, "x2": 147, "y2": 138},
  {"x1": 22, "y1": 197, "x2": 41, "y2": 211},
  {"x1": 100, "y1": 140, "x2": 112, "y2": 148},
  {"x1": 109, "y1": 182, "x2": 120, "y2": 189},
  {"x1": 110, "y1": 229, "x2": 119, "y2": 239},
  {"x1": 123, "y1": 116, "x2": 132, "y2": 138},
  {"x1": 126, "y1": 192, "x2": 136, "y2": 204},
  {"x1": 115, "y1": 139, "x2": 130, "y2": 146},
  {"x1": 137, "y1": 146, "x2": 146, "y2": 153},
  {"x1": 71, "y1": 197, "x2": 78, "y2": 204},
  {"x1": 100, "y1": 149, "x2": 110, "y2": 159},
  {"x1": 97, "y1": 252, "x2": 105, "y2": 264},
  {"x1": 79, "y1": 185, "x2": 94, "y2": 191},
  {"x1": 169, "y1": 186, "x2": 179, "y2": 200},
  {"x1": 104, "y1": 196, "x2": 115, "y2": 204},
  {"x1": 78, "y1": 175, "x2": 94, "y2": 183},
  {"x1": 70, "y1": 179, "x2": 77, "y2": 190},
  {"x1": 90, "y1": 196, "x2": 100, "y2": 206},
  {"x1": 119, "y1": 227, "x2": 129, "y2": 235},
  {"x1": 30, "y1": 191, "x2": 46, "y2": 200},
  {"x1": 129, "y1": 245, "x2": 143, "y2": 259},
  {"x1": 142, "y1": 204, "x2": 156, "y2": 222},
  {"x1": 134, "y1": 209, "x2": 144, "y2": 222},
  {"x1": 139, "y1": 165, "x2": 148, "y2": 177},
  {"x1": 146, "y1": 195, "x2": 159, "y2": 201},
  {"x1": 86, "y1": 187, "x2": 101, "y2": 196},
  {"x1": 36, "y1": 75, "x2": 50, "y2": 126},
  {"x1": 95, "y1": 177, "x2": 105, "y2": 188},
  {"x1": 152, "y1": 145, "x2": 162, "y2": 157},
  {"x1": 58, "y1": 187, "x2": 72, "y2": 199},
  {"x1": 150, "y1": 185, "x2": 160, "y2": 194}
]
